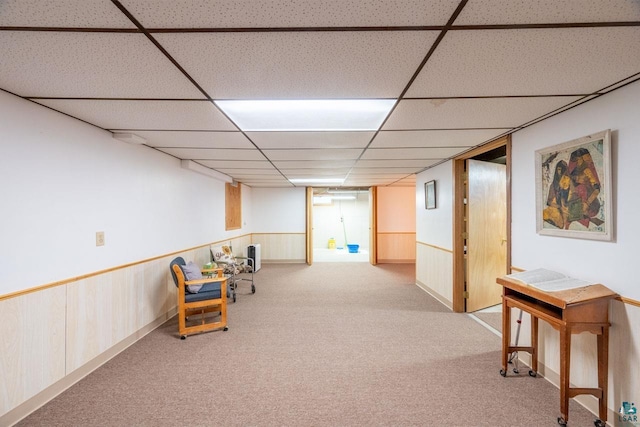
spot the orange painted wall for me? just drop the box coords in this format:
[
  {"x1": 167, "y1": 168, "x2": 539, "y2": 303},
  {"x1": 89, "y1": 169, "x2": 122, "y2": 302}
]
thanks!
[
  {"x1": 376, "y1": 186, "x2": 416, "y2": 262},
  {"x1": 377, "y1": 186, "x2": 416, "y2": 232}
]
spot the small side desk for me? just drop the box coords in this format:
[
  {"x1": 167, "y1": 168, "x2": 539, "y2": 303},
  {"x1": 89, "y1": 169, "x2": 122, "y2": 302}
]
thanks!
[{"x1": 497, "y1": 275, "x2": 618, "y2": 426}]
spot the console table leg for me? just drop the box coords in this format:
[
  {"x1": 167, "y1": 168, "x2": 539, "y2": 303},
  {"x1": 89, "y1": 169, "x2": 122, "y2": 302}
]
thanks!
[
  {"x1": 501, "y1": 299, "x2": 511, "y2": 376},
  {"x1": 531, "y1": 316, "x2": 538, "y2": 374},
  {"x1": 559, "y1": 325, "x2": 571, "y2": 422},
  {"x1": 597, "y1": 325, "x2": 609, "y2": 422}
]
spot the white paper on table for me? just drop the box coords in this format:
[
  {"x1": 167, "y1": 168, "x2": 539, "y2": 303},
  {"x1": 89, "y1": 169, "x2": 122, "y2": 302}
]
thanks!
[{"x1": 506, "y1": 268, "x2": 594, "y2": 291}]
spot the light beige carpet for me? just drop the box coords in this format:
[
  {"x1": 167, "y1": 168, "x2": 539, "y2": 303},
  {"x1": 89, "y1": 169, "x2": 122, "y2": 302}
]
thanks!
[{"x1": 18, "y1": 263, "x2": 598, "y2": 427}]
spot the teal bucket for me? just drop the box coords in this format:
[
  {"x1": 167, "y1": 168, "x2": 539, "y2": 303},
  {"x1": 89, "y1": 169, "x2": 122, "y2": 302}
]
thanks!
[{"x1": 347, "y1": 244, "x2": 359, "y2": 253}]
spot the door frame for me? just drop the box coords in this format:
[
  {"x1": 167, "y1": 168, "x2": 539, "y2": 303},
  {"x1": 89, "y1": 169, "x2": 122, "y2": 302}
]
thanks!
[
  {"x1": 306, "y1": 187, "x2": 313, "y2": 265},
  {"x1": 369, "y1": 186, "x2": 378, "y2": 265},
  {"x1": 305, "y1": 186, "x2": 376, "y2": 265},
  {"x1": 452, "y1": 135, "x2": 512, "y2": 313}
]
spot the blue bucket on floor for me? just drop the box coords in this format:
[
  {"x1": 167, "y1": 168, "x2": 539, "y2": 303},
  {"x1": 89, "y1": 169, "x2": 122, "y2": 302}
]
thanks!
[{"x1": 347, "y1": 244, "x2": 359, "y2": 253}]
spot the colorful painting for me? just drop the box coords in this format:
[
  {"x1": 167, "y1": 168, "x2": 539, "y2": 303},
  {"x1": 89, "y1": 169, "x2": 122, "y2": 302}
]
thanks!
[{"x1": 535, "y1": 130, "x2": 612, "y2": 241}]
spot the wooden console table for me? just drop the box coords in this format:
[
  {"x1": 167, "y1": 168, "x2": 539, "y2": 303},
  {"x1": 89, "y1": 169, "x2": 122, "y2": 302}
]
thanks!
[{"x1": 497, "y1": 274, "x2": 618, "y2": 426}]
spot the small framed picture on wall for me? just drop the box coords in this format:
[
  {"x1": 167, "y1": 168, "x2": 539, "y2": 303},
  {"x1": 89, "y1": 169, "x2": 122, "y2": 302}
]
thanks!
[{"x1": 425, "y1": 180, "x2": 436, "y2": 209}]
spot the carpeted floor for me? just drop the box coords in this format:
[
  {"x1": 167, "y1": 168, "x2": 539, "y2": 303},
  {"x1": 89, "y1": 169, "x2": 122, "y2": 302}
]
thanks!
[{"x1": 18, "y1": 263, "x2": 598, "y2": 426}]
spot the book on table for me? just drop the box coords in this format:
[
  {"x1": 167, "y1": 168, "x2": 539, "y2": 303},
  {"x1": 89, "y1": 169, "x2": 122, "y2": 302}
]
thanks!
[{"x1": 505, "y1": 268, "x2": 595, "y2": 292}]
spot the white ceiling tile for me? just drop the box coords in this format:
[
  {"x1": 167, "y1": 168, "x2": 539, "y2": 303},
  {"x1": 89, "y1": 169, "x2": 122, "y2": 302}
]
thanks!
[
  {"x1": 32, "y1": 100, "x2": 236, "y2": 130},
  {"x1": 456, "y1": 0, "x2": 640, "y2": 25},
  {"x1": 264, "y1": 149, "x2": 362, "y2": 161},
  {"x1": 278, "y1": 169, "x2": 352, "y2": 177},
  {"x1": 240, "y1": 179, "x2": 293, "y2": 187},
  {"x1": 216, "y1": 169, "x2": 282, "y2": 181},
  {"x1": 355, "y1": 159, "x2": 441, "y2": 168},
  {"x1": 242, "y1": 182, "x2": 293, "y2": 188},
  {"x1": 154, "y1": 31, "x2": 438, "y2": 98},
  {"x1": 343, "y1": 179, "x2": 400, "y2": 186},
  {"x1": 0, "y1": 0, "x2": 137, "y2": 27},
  {"x1": 135, "y1": 131, "x2": 253, "y2": 148},
  {"x1": 231, "y1": 175, "x2": 286, "y2": 181},
  {"x1": 372, "y1": 129, "x2": 508, "y2": 148},
  {"x1": 156, "y1": 148, "x2": 265, "y2": 161},
  {"x1": 406, "y1": 28, "x2": 640, "y2": 97},
  {"x1": 350, "y1": 167, "x2": 421, "y2": 174},
  {"x1": 215, "y1": 169, "x2": 281, "y2": 176},
  {"x1": 247, "y1": 131, "x2": 375, "y2": 149},
  {"x1": 361, "y1": 147, "x2": 469, "y2": 159},
  {"x1": 0, "y1": 32, "x2": 203, "y2": 98},
  {"x1": 383, "y1": 97, "x2": 581, "y2": 129},
  {"x1": 199, "y1": 160, "x2": 273, "y2": 169},
  {"x1": 346, "y1": 173, "x2": 410, "y2": 179},
  {"x1": 123, "y1": 0, "x2": 460, "y2": 27},
  {"x1": 3, "y1": 1, "x2": 638, "y2": 190},
  {"x1": 273, "y1": 160, "x2": 356, "y2": 168}
]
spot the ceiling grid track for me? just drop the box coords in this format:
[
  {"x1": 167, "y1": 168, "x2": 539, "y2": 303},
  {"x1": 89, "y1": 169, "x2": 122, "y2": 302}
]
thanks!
[{"x1": 1, "y1": 1, "x2": 638, "y2": 187}]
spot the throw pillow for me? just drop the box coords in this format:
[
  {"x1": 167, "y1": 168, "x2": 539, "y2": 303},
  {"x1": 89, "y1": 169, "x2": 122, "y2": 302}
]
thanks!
[
  {"x1": 211, "y1": 245, "x2": 235, "y2": 264},
  {"x1": 182, "y1": 261, "x2": 203, "y2": 293}
]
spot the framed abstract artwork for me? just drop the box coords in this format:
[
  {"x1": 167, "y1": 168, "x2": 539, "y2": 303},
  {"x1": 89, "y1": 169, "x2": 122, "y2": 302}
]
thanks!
[
  {"x1": 425, "y1": 180, "x2": 436, "y2": 209},
  {"x1": 535, "y1": 129, "x2": 612, "y2": 241}
]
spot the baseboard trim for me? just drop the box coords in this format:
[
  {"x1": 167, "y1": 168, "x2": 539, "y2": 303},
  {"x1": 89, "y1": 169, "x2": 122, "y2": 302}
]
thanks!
[
  {"x1": 415, "y1": 280, "x2": 453, "y2": 310},
  {"x1": 377, "y1": 259, "x2": 415, "y2": 264},
  {"x1": 263, "y1": 259, "x2": 306, "y2": 264},
  {"x1": 1, "y1": 310, "x2": 176, "y2": 427},
  {"x1": 488, "y1": 334, "x2": 612, "y2": 425}
]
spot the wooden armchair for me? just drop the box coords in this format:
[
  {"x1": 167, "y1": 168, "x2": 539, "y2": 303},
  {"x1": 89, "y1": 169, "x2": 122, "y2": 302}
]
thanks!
[{"x1": 170, "y1": 257, "x2": 228, "y2": 339}]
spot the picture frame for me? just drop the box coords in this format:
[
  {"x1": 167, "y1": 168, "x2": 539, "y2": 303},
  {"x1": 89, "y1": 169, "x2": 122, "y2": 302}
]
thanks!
[
  {"x1": 425, "y1": 180, "x2": 436, "y2": 209},
  {"x1": 535, "y1": 129, "x2": 612, "y2": 241}
]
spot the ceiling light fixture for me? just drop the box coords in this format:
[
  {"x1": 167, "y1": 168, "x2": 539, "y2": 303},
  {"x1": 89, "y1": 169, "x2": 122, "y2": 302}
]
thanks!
[
  {"x1": 313, "y1": 196, "x2": 333, "y2": 205},
  {"x1": 215, "y1": 99, "x2": 395, "y2": 131},
  {"x1": 329, "y1": 195, "x2": 356, "y2": 200},
  {"x1": 112, "y1": 132, "x2": 146, "y2": 145},
  {"x1": 181, "y1": 160, "x2": 233, "y2": 183},
  {"x1": 327, "y1": 190, "x2": 363, "y2": 194}
]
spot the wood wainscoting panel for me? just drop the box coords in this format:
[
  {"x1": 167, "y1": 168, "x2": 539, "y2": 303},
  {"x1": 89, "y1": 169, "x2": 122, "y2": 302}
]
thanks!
[
  {"x1": 66, "y1": 268, "x2": 138, "y2": 373},
  {"x1": 0, "y1": 286, "x2": 66, "y2": 417},
  {"x1": 251, "y1": 233, "x2": 306, "y2": 262},
  {"x1": 377, "y1": 232, "x2": 416, "y2": 263},
  {"x1": 416, "y1": 242, "x2": 453, "y2": 307},
  {"x1": 229, "y1": 235, "x2": 253, "y2": 257},
  {"x1": 138, "y1": 257, "x2": 173, "y2": 329}
]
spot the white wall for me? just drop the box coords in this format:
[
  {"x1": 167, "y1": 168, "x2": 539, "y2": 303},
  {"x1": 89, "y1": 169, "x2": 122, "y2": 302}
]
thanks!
[
  {"x1": 416, "y1": 161, "x2": 454, "y2": 250},
  {"x1": 313, "y1": 192, "x2": 369, "y2": 250},
  {"x1": 510, "y1": 80, "x2": 640, "y2": 420},
  {"x1": 0, "y1": 91, "x2": 250, "y2": 295},
  {"x1": 250, "y1": 187, "x2": 305, "y2": 232},
  {"x1": 512, "y1": 80, "x2": 640, "y2": 300},
  {"x1": 415, "y1": 157, "x2": 454, "y2": 304}
]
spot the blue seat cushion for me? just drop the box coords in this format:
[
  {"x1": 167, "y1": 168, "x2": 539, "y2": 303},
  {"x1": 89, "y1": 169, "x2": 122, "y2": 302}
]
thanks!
[{"x1": 184, "y1": 282, "x2": 222, "y2": 303}]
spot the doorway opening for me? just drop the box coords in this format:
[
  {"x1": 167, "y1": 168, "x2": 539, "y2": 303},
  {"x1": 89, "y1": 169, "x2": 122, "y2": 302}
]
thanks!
[
  {"x1": 311, "y1": 187, "x2": 370, "y2": 262},
  {"x1": 453, "y1": 136, "x2": 511, "y2": 313}
]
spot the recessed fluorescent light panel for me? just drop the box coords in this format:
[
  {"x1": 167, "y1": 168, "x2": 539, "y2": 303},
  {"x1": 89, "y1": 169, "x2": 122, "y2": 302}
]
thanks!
[
  {"x1": 329, "y1": 196, "x2": 356, "y2": 200},
  {"x1": 215, "y1": 99, "x2": 395, "y2": 131}
]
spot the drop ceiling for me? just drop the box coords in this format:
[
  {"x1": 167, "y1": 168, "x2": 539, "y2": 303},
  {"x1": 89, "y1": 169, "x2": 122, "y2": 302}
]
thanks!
[{"x1": 1, "y1": 0, "x2": 639, "y2": 188}]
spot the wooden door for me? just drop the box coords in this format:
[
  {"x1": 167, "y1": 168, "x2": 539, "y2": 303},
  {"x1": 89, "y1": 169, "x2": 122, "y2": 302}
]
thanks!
[
  {"x1": 369, "y1": 186, "x2": 377, "y2": 265},
  {"x1": 466, "y1": 159, "x2": 507, "y2": 312},
  {"x1": 306, "y1": 187, "x2": 313, "y2": 265}
]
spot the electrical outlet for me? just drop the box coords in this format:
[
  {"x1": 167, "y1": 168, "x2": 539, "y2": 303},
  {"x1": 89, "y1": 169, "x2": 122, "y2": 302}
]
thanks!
[{"x1": 96, "y1": 231, "x2": 105, "y2": 246}]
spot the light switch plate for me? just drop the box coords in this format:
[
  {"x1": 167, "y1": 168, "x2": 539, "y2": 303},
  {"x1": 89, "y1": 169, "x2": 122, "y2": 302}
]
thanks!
[{"x1": 96, "y1": 231, "x2": 105, "y2": 246}]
